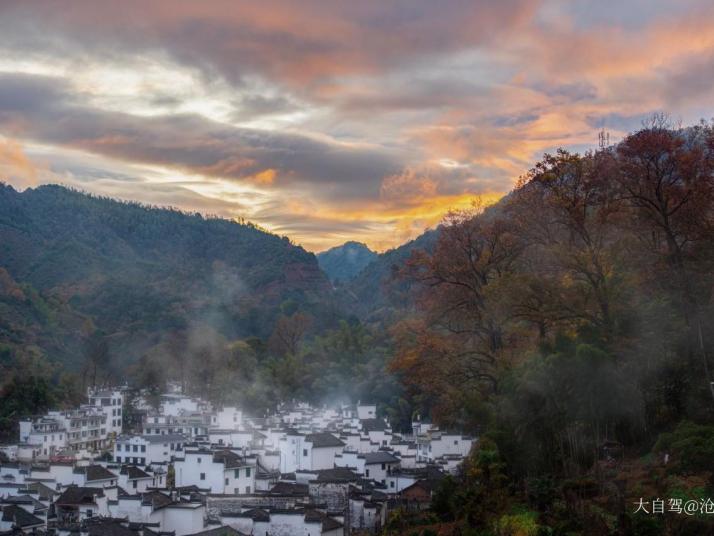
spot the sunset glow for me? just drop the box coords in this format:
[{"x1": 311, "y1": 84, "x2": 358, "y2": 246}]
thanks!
[{"x1": 1, "y1": 1, "x2": 713, "y2": 250}]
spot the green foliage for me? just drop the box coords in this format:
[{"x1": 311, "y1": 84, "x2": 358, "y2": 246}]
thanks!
[
  {"x1": 0, "y1": 348, "x2": 75, "y2": 439},
  {"x1": 654, "y1": 421, "x2": 714, "y2": 473},
  {"x1": 493, "y1": 508, "x2": 540, "y2": 536},
  {"x1": 0, "y1": 183, "x2": 336, "y2": 376}
]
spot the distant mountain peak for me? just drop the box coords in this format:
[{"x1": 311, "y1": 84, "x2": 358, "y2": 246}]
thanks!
[{"x1": 317, "y1": 241, "x2": 377, "y2": 284}]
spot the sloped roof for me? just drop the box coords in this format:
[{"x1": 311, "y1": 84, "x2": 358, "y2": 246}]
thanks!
[
  {"x1": 237, "y1": 508, "x2": 269, "y2": 522},
  {"x1": 186, "y1": 526, "x2": 248, "y2": 536},
  {"x1": 1, "y1": 504, "x2": 44, "y2": 527},
  {"x1": 120, "y1": 465, "x2": 151, "y2": 479},
  {"x1": 140, "y1": 434, "x2": 187, "y2": 444},
  {"x1": 305, "y1": 432, "x2": 344, "y2": 448},
  {"x1": 87, "y1": 521, "x2": 136, "y2": 536},
  {"x1": 26, "y1": 481, "x2": 58, "y2": 501},
  {"x1": 141, "y1": 490, "x2": 173, "y2": 510},
  {"x1": 268, "y1": 481, "x2": 309, "y2": 496},
  {"x1": 74, "y1": 464, "x2": 117, "y2": 482},
  {"x1": 56, "y1": 485, "x2": 105, "y2": 505},
  {"x1": 0, "y1": 494, "x2": 46, "y2": 513},
  {"x1": 212, "y1": 450, "x2": 246, "y2": 469},
  {"x1": 304, "y1": 509, "x2": 344, "y2": 532},
  {"x1": 361, "y1": 419, "x2": 387, "y2": 432},
  {"x1": 400, "y1": 479, "x2": 437, "y2": 497},
  {"x1": 363, "y1": 451, "x2": 400, "y2": 465},
  {"x1": 313, "y1": 467, "x2": 359, "y2": 483}
]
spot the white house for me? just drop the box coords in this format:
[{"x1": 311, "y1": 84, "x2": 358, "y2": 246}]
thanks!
[
  {"x1": 334, "y1": 450, "x2": 400, "y2": 484},
  {"x1": 18, "y1": 417, "x2": 66, "y2": 459},
  {"x1": 114, "y1": 434, "x2": 186, "y2": 465},
  {"x1": 301, "y1": 433, "x2": 345, "y2": 471},
  {"x1": 174, "y1": 448, "x2": 257, "y2": 494},
  {"x1": 149, "y1": 501, "x2": 206, "y2": 536},
  {"x1": 357, "y1": 404, "x2": 377, "y2": 420},
  {"x1": 87, "y1": 388, "x2": 124, "y2": 437},
  {"x1": 211, "y1": 407, "x2": 243, "y2": 430},
  {"x1": 416, "y1": 430, "x2": 474, "y2": 462},
  {"x1": 117, "y1": 465, "x2": 155, "y2": 492},
  {"x1": 54, "y1": 486, "x2": 109, "y2": 525}
]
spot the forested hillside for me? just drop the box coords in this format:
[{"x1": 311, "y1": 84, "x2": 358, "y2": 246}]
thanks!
[
  {"x1": 0, "y1": 184, "x2": 412, "y2": 436},
  {"x1": 0, "y1": 184, "x2": 335, "y2": 372},
  {"x1": 339, "y1": 229, "x2": 439, "y2": 322},
  {"x1": 386, "y1": 121, "x2": 714, "y2": 534},
  {"x1": 317, "y1": 241, "x2": 377, "y2": 284}
]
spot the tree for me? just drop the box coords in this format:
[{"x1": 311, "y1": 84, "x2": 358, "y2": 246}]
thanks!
[
  {"x1": 616, "y1": 121, "x2": 714, "y2": 401},
  {"x1": 390, "y1": 205, "x2": 523, "y2": 424},
  {"x1": 507, "y1": 149, "x2": 628, "y2": 344},
  {"x1": 268, "y1": 312, "x2": 313, "y2": 357},
  {"x1": 82, "y1": 332, "x2": 111, "y2": 390}
]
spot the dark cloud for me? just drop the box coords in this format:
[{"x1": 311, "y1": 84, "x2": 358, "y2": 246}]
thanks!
[
  {"x1": 0, "y1": 73, "x2": 402, "y2": 202},
  {"x1": 660, "y1": 50, "x2": 714, "y2": 107},
  {"x1": 0, "y1": 1, "x2": 540, "y2": 93}
]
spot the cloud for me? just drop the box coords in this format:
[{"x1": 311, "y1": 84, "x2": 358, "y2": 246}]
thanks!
[
  {"x1": 0, "y1": 138, "x2": 39, "y2": 189},
  {"x1": 0, "y1": 73, "x2": 401, "y2": 203},
  {"x1": 1, "y1": 1, "x2": 714, "y2": 250},
  {"x1": 0, "y1": 1, "x2": 540, "y2": 91}
]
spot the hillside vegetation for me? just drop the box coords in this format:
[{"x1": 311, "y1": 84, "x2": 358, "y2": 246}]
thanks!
[
  {"x1": 387, "y1": 120, "x2": 714, "y2": 534},
  {"x1": 317, "y1": 241, "x2": 377, "y2": 284}
]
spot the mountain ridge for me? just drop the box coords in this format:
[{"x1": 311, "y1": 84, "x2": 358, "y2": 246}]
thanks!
[
  {"x1": 316, "y1": 240, "x2": 377, "y2": 284},
  {"x1": 0, "y1": 183, "x2": 336, "y2": 371}
]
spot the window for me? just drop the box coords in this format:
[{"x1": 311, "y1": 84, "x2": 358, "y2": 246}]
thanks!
[
  {"x1": 234, "y1": 469, "x2": 240, "y2": 478},
  {"x1": 365, "y1": 469, "x2": 370, "y2": 477},
  {"x1": 116, "y1": 456, "x2": 121, "y2": 463},
  {"x1": 246, "y1": 467, "x2": 251, "y2": 477},
  {"x1": 245, "y1": 486, "x2": 250, "y2": 494},
  {"x1": 454, "y1": 440, "x2": 458, "y2": 445},
  {"x1": 225, "y1": 478, "x2": 229, "y2": 486},
  {"x1": 141, "y1": 445, "x2": 146, "y2": 452},
  {"x1": 132, "y1": 480, "x2": 137, "y2": 489},
  {"x1": 197, "y1": 457, "x2": 202, "y2": 463},
  {"x1": 86, "y1": 509, "x2": 93, "y2": 518},
  {"x1": 133, "y1": 445, "x2": 138, "y2": 452},
  {"x1": 390, "y1": 481, "x2": 395, "y2": 488},
  {"x1": 303, "y1": 448, "x2": 308, "y2": 457},
  {"x1": 200, "y1": 473, "x2": 205, "y2": 480}
]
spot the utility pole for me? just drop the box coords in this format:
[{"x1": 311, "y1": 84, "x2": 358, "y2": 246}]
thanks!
[{"x1": 598, "y1": 128, "x2": 610, "y2": 149}]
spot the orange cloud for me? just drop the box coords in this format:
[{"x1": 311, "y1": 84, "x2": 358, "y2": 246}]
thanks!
[
  {"x1": 0, "y1": 139, "x2": 39, "y2": 190},
  {"x1": 252, "y1": 168, "x2": 277, "y2": 185},
  {"x1": 380, "y1": 167, "x2": 439, "y2": 206},
  {"x1": 261, "y1": 189, "x2": 505, "y2": 252}
]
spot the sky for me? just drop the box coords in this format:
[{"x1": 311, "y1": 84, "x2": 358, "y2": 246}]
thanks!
[{"x1": 0, "y1": 1, "x2": 713, "y2": 251}]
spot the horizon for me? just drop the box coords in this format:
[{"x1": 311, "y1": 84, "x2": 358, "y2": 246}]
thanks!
[{"x1": 1, "y1": 1, "x2": 714, "y2": 250}]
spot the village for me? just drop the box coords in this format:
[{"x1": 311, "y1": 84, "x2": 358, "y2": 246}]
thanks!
[{"x1": 0, "y1": 385, "x2": 475, "y2": 535}]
